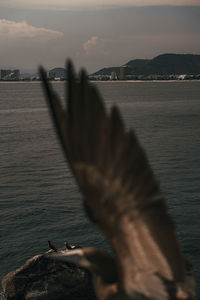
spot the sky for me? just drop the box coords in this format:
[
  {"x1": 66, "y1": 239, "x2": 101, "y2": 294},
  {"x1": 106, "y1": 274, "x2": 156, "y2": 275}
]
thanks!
[{"x1": 0, "y1": 1, "x2": 200, "y2": 73}]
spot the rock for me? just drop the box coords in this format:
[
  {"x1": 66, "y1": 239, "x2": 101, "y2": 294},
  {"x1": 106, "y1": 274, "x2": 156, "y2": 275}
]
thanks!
[
  {"x1": 2, "y1": 249, "x2": 97, "y2": 300},
  {"x1": 0, "y1": 292, "x2": 6, "y2": 300}
]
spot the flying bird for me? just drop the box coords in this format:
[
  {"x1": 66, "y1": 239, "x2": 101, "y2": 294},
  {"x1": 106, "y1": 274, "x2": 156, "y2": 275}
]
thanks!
[{"x1": 39, "y1": 61, "x2": 195, "y2": 300}]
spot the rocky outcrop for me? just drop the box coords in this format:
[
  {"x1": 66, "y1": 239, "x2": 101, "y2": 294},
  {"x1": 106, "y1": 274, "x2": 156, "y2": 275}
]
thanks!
[
  {"x1": 2, "y1": 248, "x2": 97, "y2": 300},
  {"x1": 0, "y1": 292, "x2": 6, "y2": 300}
]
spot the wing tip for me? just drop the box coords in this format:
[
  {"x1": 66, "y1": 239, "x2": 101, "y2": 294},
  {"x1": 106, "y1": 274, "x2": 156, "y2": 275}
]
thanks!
[{"x1": 38, "y1": 65, "x2": 50, "y2": 84}]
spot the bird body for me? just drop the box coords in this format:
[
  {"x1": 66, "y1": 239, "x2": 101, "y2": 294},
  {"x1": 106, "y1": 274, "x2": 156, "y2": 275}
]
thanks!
[{"x1": 40, "y1": 61, "x2": 195, "y2": 300}]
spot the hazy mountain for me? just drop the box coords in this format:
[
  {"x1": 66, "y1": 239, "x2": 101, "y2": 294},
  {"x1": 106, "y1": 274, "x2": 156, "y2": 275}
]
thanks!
[
  {"x1": 49, "y1": 67, "x2": 67, "y2": 79},
  {"x1": 126, "y1": 59, "x2": 150, "y2": 70},
  {"x1": 92, "y1": 67, "x2": 120, "y2": 76},
  {"x1": 92, "y1": 54, "x2": 200, "y2": 76}
]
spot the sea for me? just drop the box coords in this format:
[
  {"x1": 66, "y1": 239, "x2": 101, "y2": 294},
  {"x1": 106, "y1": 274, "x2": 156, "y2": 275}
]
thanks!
[{"x1": 0, "y1": 81, "x2": 200, "y2": 298}]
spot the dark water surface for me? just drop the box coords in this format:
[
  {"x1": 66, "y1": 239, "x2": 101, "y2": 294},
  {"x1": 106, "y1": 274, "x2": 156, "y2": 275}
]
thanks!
[{"x1": 0, "y1": 81, "x2": 200, "y2": 296}]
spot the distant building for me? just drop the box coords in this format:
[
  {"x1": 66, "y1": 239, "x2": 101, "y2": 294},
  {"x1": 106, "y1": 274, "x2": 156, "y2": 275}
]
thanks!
[
  {"x1": 0, "y1": 69, "x2": 20, "y2": 80},
  {"x1": 110, "y1": 72, "x2": 118, "y2": 80},
  {"x1": 119, "y1": 66, "x2": 131, "y2": 80},
  {"x1": 13, "y1": 70, "x2": 20, "y2": 80},
  {"x1": 0, "y1": 70, "x2": 11, "y2": 80}
]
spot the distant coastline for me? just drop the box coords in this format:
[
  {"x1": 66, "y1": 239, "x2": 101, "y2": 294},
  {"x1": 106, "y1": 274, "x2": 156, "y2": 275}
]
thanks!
[
  {"x1": 1, "y1": 79, "x2": 200, "y2": 83},
  {"x1": 1, "y1": 53, "x2": 200, "y2": 82},
  {"x1": 91, "y1": 53, "x2": 200, "y2": 81}
]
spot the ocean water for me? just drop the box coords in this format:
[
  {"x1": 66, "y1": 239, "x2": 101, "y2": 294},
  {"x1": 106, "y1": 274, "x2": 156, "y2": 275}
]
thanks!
[{"x1": 0, "y1": 81, "x2": 200, "y2": 297}]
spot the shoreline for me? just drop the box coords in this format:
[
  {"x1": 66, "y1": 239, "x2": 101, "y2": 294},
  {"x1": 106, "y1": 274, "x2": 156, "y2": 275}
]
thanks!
[
  {"x1": 0, "y1": 79, "x2": 200, "y2": 84},
  {"x1": 92, "y1": 79, "x2": 200, "y2": 83}
]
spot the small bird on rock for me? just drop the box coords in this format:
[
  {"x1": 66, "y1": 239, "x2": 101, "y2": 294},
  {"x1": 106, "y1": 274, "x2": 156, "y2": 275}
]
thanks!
[{"x1": 48, "y1": 240, "x2": 57, "y2": 252}]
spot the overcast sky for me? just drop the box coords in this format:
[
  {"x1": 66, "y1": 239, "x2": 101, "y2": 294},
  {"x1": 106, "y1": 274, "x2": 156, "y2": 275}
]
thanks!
[{"x1": 0, "y1": 1, "x2": 200, "y2": 73}]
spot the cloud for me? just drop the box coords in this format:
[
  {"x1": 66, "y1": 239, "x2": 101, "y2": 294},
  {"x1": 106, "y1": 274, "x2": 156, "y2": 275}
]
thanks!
[
  {"x1": 0, "y1": 19, "x2": 63, "y2": 40},
  {"x1": 0, "y1": 19, "x2": 64, "y2": 71},
  {"x1": 0, "y1": 0, "x2": 199, "y2": 10},
  {"x1": 83, "y1": 36, "x2": 99, "y2": 55}
]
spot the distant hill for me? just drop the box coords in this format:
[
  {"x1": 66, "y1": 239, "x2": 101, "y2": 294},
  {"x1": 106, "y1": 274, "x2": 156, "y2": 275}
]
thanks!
[
  {"x1": 92, "y1": 67, "x2": 121, "y2": 76},
  {"x1": 92, "y1": 59, "x2": 150, "y2": 76},
  {"x1": 49, "y1": 67, "x2": 67, "y2": 79},
  {"x1": 126, "y1": 58, "x2": 150, "y2": 70},
  {"x1": 92, "y1": 54, "x2": 200, "y2": 76}
]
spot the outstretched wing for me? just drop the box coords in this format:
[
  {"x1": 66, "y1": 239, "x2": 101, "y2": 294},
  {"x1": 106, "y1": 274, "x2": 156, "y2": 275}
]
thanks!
[{"x1": 40, "y1": 61, "x2": 190, "y2": 298}]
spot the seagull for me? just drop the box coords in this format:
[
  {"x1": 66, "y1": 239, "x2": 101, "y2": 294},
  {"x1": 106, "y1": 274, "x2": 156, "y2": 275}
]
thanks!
[
  {"x1": 40, "y1": 61, "x2": 195, "y2": 300},
  {"x1": 48, "y1": 240, "x2": 57, "y2": 252},
  {"x1": 64, "y1": 241, "x2": 81, "y2": 250}
]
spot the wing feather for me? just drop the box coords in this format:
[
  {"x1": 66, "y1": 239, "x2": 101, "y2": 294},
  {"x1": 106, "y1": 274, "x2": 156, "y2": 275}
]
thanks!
[{"x1": 40, "y1": 61, "x2": 191, "y2": 297}]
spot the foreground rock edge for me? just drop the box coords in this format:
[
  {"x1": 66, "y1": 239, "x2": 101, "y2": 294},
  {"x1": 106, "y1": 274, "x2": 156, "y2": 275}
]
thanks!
[{"x1": 2, "y1": 248, "x2": 97, "y2": 300}]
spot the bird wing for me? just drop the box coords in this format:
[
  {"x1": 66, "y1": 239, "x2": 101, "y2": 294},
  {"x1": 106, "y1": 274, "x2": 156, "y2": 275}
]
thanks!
[{"x1": 39, "y1": 61, "x2": 191, "y2": 298}]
